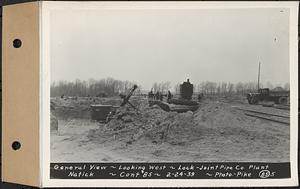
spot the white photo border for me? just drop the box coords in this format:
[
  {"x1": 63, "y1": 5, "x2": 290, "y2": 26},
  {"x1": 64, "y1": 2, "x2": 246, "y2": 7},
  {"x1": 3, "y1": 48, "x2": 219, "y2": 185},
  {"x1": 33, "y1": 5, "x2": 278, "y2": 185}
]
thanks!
[{"x1": 40, "y1": 1, "x2": 299, "y2": 187}]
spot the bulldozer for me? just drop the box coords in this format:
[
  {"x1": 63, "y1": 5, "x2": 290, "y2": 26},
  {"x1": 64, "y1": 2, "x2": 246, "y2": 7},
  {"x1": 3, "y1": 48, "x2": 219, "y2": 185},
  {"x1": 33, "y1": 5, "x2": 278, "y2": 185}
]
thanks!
[{"x1": 149, "y1": 79, "x2": 200, "y2": 113}]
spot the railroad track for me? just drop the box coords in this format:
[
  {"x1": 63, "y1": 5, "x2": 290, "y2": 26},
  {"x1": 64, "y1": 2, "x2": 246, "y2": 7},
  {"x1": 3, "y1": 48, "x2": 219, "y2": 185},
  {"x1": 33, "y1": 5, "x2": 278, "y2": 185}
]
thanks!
[
  {"x1": 273, "y1": 104, "x2": 290, "y2": 110},
  {"x1": 236, "y1": 108, "x2": 290, "y2": 125}
]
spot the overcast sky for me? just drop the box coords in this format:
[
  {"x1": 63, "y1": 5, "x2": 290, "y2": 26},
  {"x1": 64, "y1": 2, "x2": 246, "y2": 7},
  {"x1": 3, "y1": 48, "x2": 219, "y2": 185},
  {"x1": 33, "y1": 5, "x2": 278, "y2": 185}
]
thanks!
[{"x1": 50, "y1": 7, "x2": 290, "y2": 90}]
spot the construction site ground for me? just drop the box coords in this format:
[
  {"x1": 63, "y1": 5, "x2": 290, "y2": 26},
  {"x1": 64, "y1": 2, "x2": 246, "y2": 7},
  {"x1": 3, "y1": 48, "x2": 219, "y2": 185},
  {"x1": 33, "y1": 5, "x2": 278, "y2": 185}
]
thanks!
[{"x1": 50, "y1": 96, "x2": 290, "y2": 162}]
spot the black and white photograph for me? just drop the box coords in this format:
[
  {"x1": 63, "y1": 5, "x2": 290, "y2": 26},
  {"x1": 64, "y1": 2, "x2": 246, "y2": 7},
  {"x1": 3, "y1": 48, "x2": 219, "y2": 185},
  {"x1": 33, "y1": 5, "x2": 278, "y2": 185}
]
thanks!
[
  {"x1": 41, "y1": 1, "x2": 298, "y2": 186},
  {"x1": 50, "y1": 3, "x2": 291, "y2": 162}
]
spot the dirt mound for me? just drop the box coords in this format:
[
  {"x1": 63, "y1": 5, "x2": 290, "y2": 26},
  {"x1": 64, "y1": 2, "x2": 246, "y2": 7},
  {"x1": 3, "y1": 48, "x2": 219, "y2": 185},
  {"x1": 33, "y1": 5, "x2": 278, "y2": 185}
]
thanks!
[
  {"x1": 92, "y1": 102, "x2": 202, "y2": 146},
  {"x1": 52, "y1": 97, "x2": 289, "y2": 162},
  {"x1": 194, "y1": 102, "x2": 249, "y2": 126},
  {"x1": 91, "y1": 100, "x2": 257, "y2": 147}
]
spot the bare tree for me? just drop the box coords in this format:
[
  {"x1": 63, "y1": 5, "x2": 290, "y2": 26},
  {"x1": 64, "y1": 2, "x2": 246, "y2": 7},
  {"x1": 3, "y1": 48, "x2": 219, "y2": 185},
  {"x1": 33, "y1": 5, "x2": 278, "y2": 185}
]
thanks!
[
  {"x1": 51, "y1": 78, "x2": 138, "y2": 97},
  {"x1": 235, "y1": 82, "x2": 244, "y2": 94},
  {"x1": 227, "y1": 83, "x2": 234, "y2": 94},
  {"x1": 151, "y1": 81, "x2": 172, "y2": 93},
  {"x1": 152, "y1": 82, "x2": 158, "y2": 92},
  {"x1": 284, "y1": 83, "x2": 290, "y2": 91},
  {"x1": 161, "y1": 81, "x2": 172, "y2": 93},
  {"x1": 174, "y1": 83, "x2": 181, "y2": 94},
  {"x1": 221, "y1": 82, "x2": 227, "y2": 95},
  {"x1": 265, "y1": 81, "x2": 274, "y2": 90},
  {"x1": 216, "y1": 83, "x2": 221, "y2": 95}
]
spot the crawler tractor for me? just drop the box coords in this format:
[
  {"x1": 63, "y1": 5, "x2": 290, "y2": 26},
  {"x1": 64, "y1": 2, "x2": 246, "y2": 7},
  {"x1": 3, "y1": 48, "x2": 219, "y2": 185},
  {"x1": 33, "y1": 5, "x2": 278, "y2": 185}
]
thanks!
[{"x1": 149, "y1": 79, "x2": 200, "y2": 113}]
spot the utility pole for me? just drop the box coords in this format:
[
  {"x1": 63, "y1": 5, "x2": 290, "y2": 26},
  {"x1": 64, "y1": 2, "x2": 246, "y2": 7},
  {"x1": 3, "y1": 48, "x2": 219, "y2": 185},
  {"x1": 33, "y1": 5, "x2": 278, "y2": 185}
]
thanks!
[{"x1": 257, "y1": 61, "x2": 261, "y2": 90}]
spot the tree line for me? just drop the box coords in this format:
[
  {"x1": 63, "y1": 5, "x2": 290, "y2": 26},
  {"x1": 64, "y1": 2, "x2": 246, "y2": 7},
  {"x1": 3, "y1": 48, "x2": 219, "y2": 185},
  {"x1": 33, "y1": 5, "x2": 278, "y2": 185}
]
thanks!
[
  {"x1": 195, "y1": 81, "x2": 289, "y2": 95},
  {"x1": 51, "y1": 77, "x2": 290, "y2": 97},
  {"x1": 161, "y1": 81, "x2": 289, "y2": 96},
  {"x1": 51, "y1": 78, "x2": 141, "y2": 97}
]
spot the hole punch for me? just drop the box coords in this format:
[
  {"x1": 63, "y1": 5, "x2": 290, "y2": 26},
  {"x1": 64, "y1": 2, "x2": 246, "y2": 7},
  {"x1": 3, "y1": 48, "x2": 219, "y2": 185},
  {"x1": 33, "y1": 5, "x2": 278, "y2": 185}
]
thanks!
[
  {"x1": 13, "y1": 39, "x2": 22, "y2": 48},
  {"x1": 12, "y1": 141, "x2": 21, "y2": 150}
]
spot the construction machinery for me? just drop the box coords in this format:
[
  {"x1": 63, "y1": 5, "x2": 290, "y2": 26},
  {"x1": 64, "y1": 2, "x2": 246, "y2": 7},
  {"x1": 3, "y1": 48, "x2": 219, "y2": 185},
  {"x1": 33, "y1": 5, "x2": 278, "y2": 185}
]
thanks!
[
  {"x1": 149, "y1": 79, "x2": 200, "y2": 113},
  {"x1": 247, "y1": 88, "x2": 289, "y2": 105},
  {"x1": 90, "y1": 84, "x2": 138, "y2": 122},
  {"x1": 119, "y1": 84, "x2": 138, "y2": 110},
  {"x1": 247, "y1": 61, "x2": 290, "y2": 105}
]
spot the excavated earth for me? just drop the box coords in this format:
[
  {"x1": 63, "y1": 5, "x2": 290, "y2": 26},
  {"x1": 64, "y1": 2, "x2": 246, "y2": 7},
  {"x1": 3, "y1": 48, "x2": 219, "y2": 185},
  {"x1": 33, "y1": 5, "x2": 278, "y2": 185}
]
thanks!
[{"x1": 50, "y1": 96, "x2": 290, "y2": 162}]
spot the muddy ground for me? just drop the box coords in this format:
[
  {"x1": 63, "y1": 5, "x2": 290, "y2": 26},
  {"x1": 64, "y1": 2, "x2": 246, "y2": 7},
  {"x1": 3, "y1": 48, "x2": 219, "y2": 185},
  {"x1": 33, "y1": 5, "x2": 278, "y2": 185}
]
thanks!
[{"x1": 50, "y1": 96, "x2": 290, "y2": 162}]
